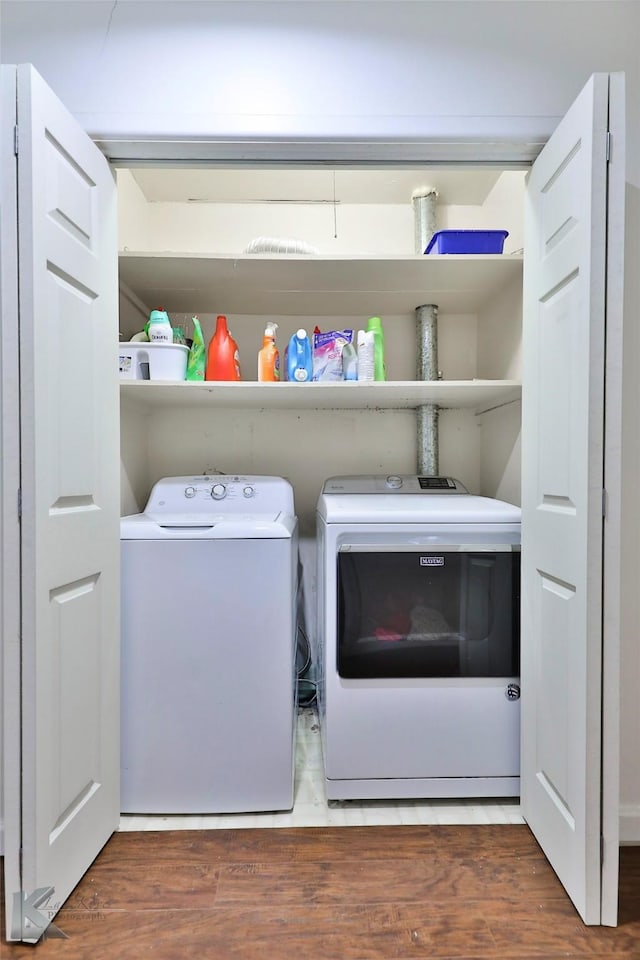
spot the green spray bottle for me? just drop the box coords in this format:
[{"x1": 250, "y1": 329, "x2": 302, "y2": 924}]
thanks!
[{"x1": 366, "y1": 316, "x2": 386, "y2": 381}]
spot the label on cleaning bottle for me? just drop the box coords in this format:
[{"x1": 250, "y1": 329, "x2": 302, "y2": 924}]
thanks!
[
  {"x1": 149, "y1": 329, "x2": 172, "y2": 343},
  {"x1": 233, "y1": 348, "x2": 242, "y2": 380}
]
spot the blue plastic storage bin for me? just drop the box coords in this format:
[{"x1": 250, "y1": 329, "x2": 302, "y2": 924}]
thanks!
[{"x1": 425, "y1": 230, "x2": 509, "y2": 254}]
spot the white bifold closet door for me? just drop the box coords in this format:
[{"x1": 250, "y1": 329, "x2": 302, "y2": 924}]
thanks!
[
  {"x1": 2, "y1": 63, "x2": 120, "y2": 942},
  {"x1": 521, "y1": 72, "x2": 624, "y2": 926}
]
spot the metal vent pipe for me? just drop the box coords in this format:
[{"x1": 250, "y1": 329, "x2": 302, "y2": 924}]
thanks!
[
  {"x1": 411, "y1": 187, "x2": 439, "y2": 476},
  {"x1": 416, "y1": 304, "x2": 439, "y2": 475},
  {"x1": 412, "y1": 187, "x2": 438, "y2": 255},
  {"x1": 412, "y1": 186, "x2": 440, "y2": 476}
]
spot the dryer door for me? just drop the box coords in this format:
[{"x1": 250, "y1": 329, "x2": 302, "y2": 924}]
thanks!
[{"x1": 337, "y1": 544, "x2": 520, "y2": 680}]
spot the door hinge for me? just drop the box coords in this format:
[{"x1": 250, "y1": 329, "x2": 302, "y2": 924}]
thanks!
[
  {"x1": 602, "y1": 488, "x2": 607, "y2": 518},
  {"x1": 17, "y1": 488, "x2": 22, "y2": 520},
  {"x1": 13, "y1": 124, "x2": 18, "y2": 157},
  {"x1": 601, "y1": 834, "x2": 605, "y2": 865},
  {"x1": 606, "y1": 130, "x2": 611, "y2": 163}
]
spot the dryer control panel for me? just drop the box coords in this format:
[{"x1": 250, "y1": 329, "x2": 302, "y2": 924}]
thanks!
[{"x1": 321, "y1": 475, "x2": 469, "y2": 495}]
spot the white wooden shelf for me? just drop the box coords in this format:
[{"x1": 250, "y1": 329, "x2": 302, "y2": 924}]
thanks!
[
  {"x1": 120, "y1": 379, "x2": 521, "y2": 413},
  {"x1": 118, "y1": 253, "x2": 523, "y2": 316}
]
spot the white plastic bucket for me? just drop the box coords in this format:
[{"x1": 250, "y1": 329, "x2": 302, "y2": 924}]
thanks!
[{"x1": 118, "y1": 342, "x2": 189, "y2": 381}]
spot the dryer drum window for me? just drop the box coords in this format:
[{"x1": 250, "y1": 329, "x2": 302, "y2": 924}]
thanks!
[{"x1": 337, "y1": 549, "x2": 521, "y2": 679}]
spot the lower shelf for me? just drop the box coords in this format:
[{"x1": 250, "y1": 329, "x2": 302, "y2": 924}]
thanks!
[{"x1": 119, "y1": 379, "x2": 521, "y2": 413}]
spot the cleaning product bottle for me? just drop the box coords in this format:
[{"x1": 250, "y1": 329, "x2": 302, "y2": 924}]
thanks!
[
  {"x1": 205, "y1": 314, "x2": 241, "y2": 381},
  {"x1": 186, "y1": 316, "x2": 206, "y2": 381},
  {"x1": 148, "y1": 308, "x2": 173, "y2": 343},
  {"x1": 366, "y1": 316, "x2": 386, "y2": 381},
  {"x1": 286, "y1": 329, "x2": 313, "y2": 382},
  {"x1": 172, "y1": 325, "x2": 187, "y2": 346},
  {"x1": 342, "y1": 341, "x2": 358, "y2": 381},
  {"x1": 356, "y1": 329, "x2": 375, "y2": 381},
  {"x1": 258, "y1": 321, "x2": 280, "y2": 381}
]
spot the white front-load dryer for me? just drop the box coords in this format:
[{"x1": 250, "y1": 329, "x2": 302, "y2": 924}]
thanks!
[
  {"x1": 317, "y1": 475, "x2": 521, "y2": 801},
  {"x1": 120, "y1": 475, "x2": 298, "y2": 814}
]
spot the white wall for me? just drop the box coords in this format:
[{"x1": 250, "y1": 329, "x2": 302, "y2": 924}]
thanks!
[
  {"x1": 620, "y1": 182, "x2": 640, "y2": 839},
  {"x1": 1, "y1": 1, "x2": 639, "y2": 182},
  {"x1": 116, "y1": 167, "x2": 525, "y2": 258}
]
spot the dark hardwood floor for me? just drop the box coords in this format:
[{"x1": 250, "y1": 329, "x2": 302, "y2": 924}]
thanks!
[{"x1": 2, "y1": 825, "x2": 640, "y2": 958}]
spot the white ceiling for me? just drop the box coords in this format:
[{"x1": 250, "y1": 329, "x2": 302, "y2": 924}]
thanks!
[{"x1": 129, "y1": 167, "x2": 503, "y2": 206}]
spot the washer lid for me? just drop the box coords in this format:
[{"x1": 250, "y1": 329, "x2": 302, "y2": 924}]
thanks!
[{"x1": 120, "y1": 512, "x2": 297, "y2": 540}]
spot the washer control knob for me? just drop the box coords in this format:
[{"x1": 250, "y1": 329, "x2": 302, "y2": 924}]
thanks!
[
  {"x1": 211, "y1": 483, "x2": 227, "y2": 500},
  {"x1": 184, "y1": 486, "x2": 197, "y2": 499},
  {"x1": 243, "y1": 485, "x2": 255, "y2": 499},
  {"x1": 386, "y1": 475, "x2": 403, "y2": 489}
]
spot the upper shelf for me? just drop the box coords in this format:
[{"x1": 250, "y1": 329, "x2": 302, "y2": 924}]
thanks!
[{"x1": 118, "y1": 253, "x2": 523, "y2": 316}]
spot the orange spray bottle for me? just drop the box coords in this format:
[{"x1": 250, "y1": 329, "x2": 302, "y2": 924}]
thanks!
[
  {"x1": 258, "y1": 321, "x2": 280, "y2": 382},
  {"x1": 205, "y1": 315, "x2": 241, "y2": 381}
]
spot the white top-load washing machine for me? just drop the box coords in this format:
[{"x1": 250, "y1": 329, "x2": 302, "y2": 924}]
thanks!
[
  {"x1": 316, "y1": 475, "x2": 521, "y2": 801},
  {"x1": 120, "y1": 475, "x2": 298, "y2": 814}
]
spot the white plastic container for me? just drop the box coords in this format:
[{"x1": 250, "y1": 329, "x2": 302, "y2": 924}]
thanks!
[
  {"x1": 356, "y1": 330, "x2": 375, "y2": 381},
  {"x1": 118, "y1": 342, "x2": 189, "y2": 381},
  {"x1": 342, "y1": 342, "x2": 358, "y2": 381}
]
